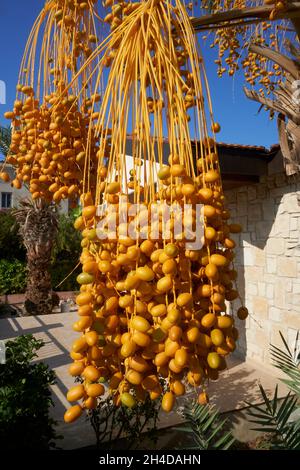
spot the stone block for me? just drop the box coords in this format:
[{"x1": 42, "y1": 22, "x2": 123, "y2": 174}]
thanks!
[
  {"x1": 237, "y1": 201, "x2": 248, "y2": 217},
  {"x1": 248, "y1": 346, "x2": 264, "y2": 362},
  {"x1": 292, "y1": 282, "x2": 300, "y2": 294},
  {"x1": 234, "y1": 216, "x2": 248, "y2": 231},
  {"x1": 245, "y1": 266, "x2": 264, "y2": 282},
  {"x1": 279, "y1": 192, "x2": 300, "y2": 215},
  {"x1": 266, "y1": 284, "x2": 274, "y2": 300},
  {"x1": 247, "y1": 283, "x2": 258, "y2": 296},
  {"x1": 242, "y1": 233, "x2": 252, "y2": 244},
  {"x1": 290, "y1": 230, "x2": 300, "y2": 240},
  {"x1": 252, "y1": 297, "x2": 269, "y2": 318},
  {"x1": 271, "y1": 213, "x2": 290, "y2": 238},
  {"x1": 262, "y1": 200, "x2": 275, "y2": 221},
  {"x1": 260, "y1": 176, "x2": 267, "y2": 184},
  {"x1": 258, "y1": 282, "x2": 266, "y2": 296},
  {"x1": 248, "y1": 186, "x2": 257, "y2": 201},
  {"x1": 282, "y1": 311, "x2": 300, "y2": 329},
  {"x1": 266, "y1": 237, "x2": 285, "y2": 255},
  {"x1": 243, "y1": 247, "x2": 255, "y2": 266},
  {"x1": 266, "y1": 257, "x2": 277, "y2": 274},
  {"x1": 238, "y1": 192, "x2": 248, "y2": 203},
  {"x1": 248, "y1": 324, "x2": 270, "y2": 347},
  {"x1": 286, "y1": 293, "x2": 300, "y2": 306},
  {"x1": 248, "y1": 203, "x2": 262, "y2": 222},
  {"x1": 285, "y1": 242, "x2": 300, "y2": 257},
  {"x1": 277, "y1": 257, "x2": 298, "y2": 277},
  {"x1": 256, "y1": 221, "x2": 269, "y2": 239},
  {"x1": 270, "y1": 187, "x2": 285, "y2": 198},
  {"x1": 254, "y1": 249, "x2": 265, "y2": 266},
  {"x1": 275, "y1": 173, "x2": 287, "y2": 187},
  {"x1": 290, "y1": 217, "x2": 298, "y2": 231},
  {"x1": 263, "y1": 273, "x2": 277, "y2": 284},
  {"x1": 287, "y1": 280, "x2": 292, "y2": 292},
  {"x1": 225, "y1": 191, "x2": 237, "y2": 204},
  {"x1": 274, "y1": 279, "x2": 288, "y2": 309},
  {"x1": 267, "y1": 179, "x2": 276, "y2": 190},
  {"x1": 287, "y1": 302, "x2": 300, "y2": 313},
  {"x1": 271, "y1": 324, "x2": 288, "y2": 348},
  {"x1": 288, "y1": 328, "x2": 299, "y2": 350},
  {"x1": 269, "y1": 307, "x2": 281, "y2": 322},
  {"x1": 257, "y1": 185, "x2": 267, "y2": 199}
]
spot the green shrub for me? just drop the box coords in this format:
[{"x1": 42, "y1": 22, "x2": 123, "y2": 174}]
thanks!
[
  {"x1": 0, "y1": 208, "x2": 82, "y2": 294},
  {"x1": 50, "y1": 259, "x2": 81, "y2": 292},
  {"x1": 88, "y1": 393, "x2": 160, "y2": 449},
  {"x1": 52, "y1": 210, "x2": 82, "y2": 262},
  {"x1": 50, "y1": 209, "x2": 82, "y2": 292},
  {"x1": 0, "y1": 335, "x2": 59, "y2": 449},
  {"x1": 0, "y1": 259, "x2": 26, "y2": 295},
  {"x1": 0, "y1": 211, "x2": 25, "y2": 261},
  {"x1": 179, "y1": 402, "x2": 235, "y2": 450}
]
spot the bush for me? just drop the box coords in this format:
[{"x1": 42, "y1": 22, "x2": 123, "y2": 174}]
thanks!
[
  {"x1": 50, "y1": 259, "x2": 81, "y2": 292},
  {"x1": 0, "y1": 335, "x2": 59, "y2": 449},
  {"x1": 0, "y1": 211, "x2": 25, "y2": 261},
  {"x1": 53, "y1": 210, "x2": 82, "y2": 262},
  {"x1": 51, "y1": 209, "x2": 82, "y2": 291},
  {"x1": 88, "y1": 393, "x2": 160, "y2": 449},
  {"x1": 0, "y1": 259, "x2": 26, "y2": 295}
]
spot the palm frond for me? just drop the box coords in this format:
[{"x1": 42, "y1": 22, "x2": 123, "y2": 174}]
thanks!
[
  {"x1": 247, "y1": 384, "x2": 300, "y2": 450},
  {"x1": 270, "y1": 331, "x2": 300, "y2": 397},
  {"x1": 178, "y1": 402, "x2": 235, "y2": 450},
  {"x1": 12, "y1": 198, "x2": 58, "y2": 251}
]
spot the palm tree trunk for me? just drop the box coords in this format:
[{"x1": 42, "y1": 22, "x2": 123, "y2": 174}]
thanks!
[{"x1": 24, "y1": 243, "x2": 58, "y2": 316}]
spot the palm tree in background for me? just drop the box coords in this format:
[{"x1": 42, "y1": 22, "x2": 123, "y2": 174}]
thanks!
[
  {"x1": 0, "y1": 125, "x2": 59, "y2": 315},
  {"x1": 12, "y1": 199, "x2": 59, "y2": 316}
]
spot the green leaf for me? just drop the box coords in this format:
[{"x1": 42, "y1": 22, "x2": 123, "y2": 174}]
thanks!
[{"x1": 177, "y1": 402, "x2": 235, "y2": 450}]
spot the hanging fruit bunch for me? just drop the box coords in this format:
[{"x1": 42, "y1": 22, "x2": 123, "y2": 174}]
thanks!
[
  {"x1": 188, "y1": 0, "x2": 294, "y2": 101},
  {"x1": 64, "y1": 0, "x2": 248, "y2": 424},
  {"x1": 1, "y1": 0, "x2": 101, "y2": 204}
]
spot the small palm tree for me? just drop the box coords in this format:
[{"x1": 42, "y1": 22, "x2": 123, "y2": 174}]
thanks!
[
  {"x1": 178, "y1": 401, "x2": 235, "y2": 450},
  {"x1": 12, "y1": 199, "x2": 59, "y2": 316},
  {"x1": 247, "y1": 332, "x2": 300, "y2": 450},
  {"x1": 1, "y1": 126, "x2": 59, "y2": 315}
]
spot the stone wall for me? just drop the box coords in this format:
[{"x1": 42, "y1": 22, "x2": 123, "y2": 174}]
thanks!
[{"x1": 225, "y1": 172, "x2": 300, "y2": 364}]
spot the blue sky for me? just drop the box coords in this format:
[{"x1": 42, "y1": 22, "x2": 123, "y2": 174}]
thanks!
[{"x1": 0, "y1": 0, "x2": 278, "y2": 148}]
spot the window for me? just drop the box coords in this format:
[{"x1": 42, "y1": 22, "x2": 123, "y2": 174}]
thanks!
[{"x1": 1, "y1": 192, "x2": 12, "y2": 209}]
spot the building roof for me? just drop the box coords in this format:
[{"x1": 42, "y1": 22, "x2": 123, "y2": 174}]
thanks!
[{"x1": 215, "y1": 142, "x2": 280, "y2": 159}]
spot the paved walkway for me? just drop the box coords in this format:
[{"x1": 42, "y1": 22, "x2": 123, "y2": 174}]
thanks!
[
  {"x1": 0, "y1": 291, "x2": 76, "y2": 305},
  {"x1": 0, "y1": 313, "x2": 288, "y2": 449}
]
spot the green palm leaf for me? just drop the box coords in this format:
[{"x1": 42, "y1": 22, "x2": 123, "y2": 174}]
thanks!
[
  {"x1": 247, "y1": 384, "x2": 300, "y2": 449},
  {"x1": 177, "y1": 401, "x2": 235, "y2": 450},
  {"x1": 270, "y1": 331, "x2": 300, "y2": 397}
]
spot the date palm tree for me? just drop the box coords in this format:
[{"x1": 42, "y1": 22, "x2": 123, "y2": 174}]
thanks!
[
  {"x1": 192, "y1": 3, "x2": 300, "y2": 175},
  {"x1": 1, "y1": 125, "x2": 59, "y2": 315},
  {"x1": 12, "y1": 198, "x2": 59, "y2": 316}
]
